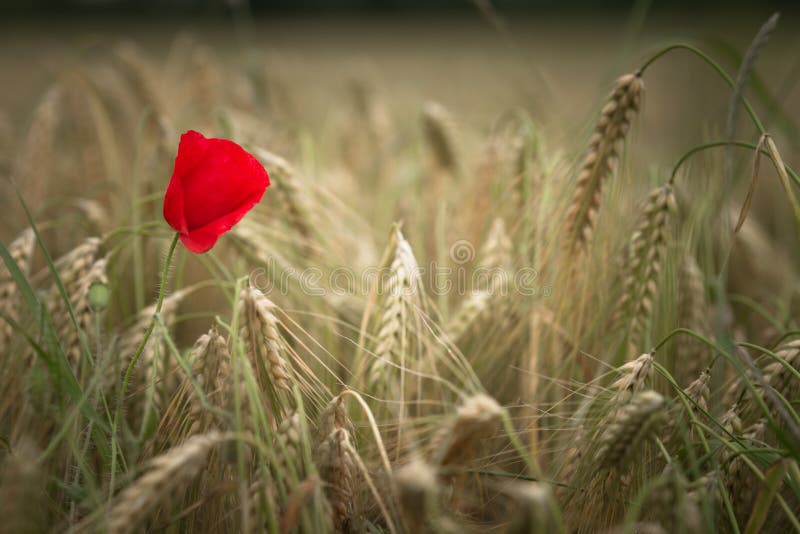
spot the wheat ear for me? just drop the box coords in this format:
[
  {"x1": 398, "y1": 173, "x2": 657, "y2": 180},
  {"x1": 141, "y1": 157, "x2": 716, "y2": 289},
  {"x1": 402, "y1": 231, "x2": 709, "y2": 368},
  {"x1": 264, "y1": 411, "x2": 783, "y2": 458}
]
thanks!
[
  {"x1": 313, "y1": 395, "x2": 359, "y2": 529},
  {"x1": 610, "y1": 351, "x2": 654, "y2": 403},
  {"x1": 594, "y1": 390, "x2": 665, "y2": 470},
  {"x1": 430, "y1": 393, "x2": 503, "y2": 467},
  {"x1": 61, "y1": 256, "x2": 109, "y2": 367},
  {"x1": 0, "y1": 438, "x2": 47, "y2": 534},
  {"x1": 14, "y1": 86, "x2": 61, "y2": 209},
  {"x1": 394, "y1": 460, "x2": 439, "y2": 531},
  {"x1": 675, "y1": 254, "x2": 711, "y2": 383},
  {"x1": 564, "y1": 72, "x2": 643, "y2": 253},
  {"x1": 612, "y1": 184, "x2": 676, "y2": 342},
  {"x1": 238, "y1": 286, "x2": 293, "y2": 395},
  {"x1": 0, "y1": 229, "x2": 35, "y2": 353},
  {"x1": 107, "y1": 431, "x2": 222, "y2": 534},
  {"x1": 253, "y1": 148, "x2": 313, "y2": 245},
  {"x1": 366, "y1": 226, "x2": 421, "y2": 388},
  {"x1": 422, "y1": 101, "x2": 459, "y2": 174},
  {"x1": 724, "y1": 419, "x2": 766, "y2": 527}
]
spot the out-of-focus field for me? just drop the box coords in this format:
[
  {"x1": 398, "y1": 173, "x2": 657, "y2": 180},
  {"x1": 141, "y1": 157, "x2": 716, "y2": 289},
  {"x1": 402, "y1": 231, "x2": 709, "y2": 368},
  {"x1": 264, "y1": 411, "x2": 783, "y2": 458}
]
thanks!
[
  {"x1": 2, "y1": 11, "x2": 800, "y2": 534},
  {"x1": 2, "y1": 14, "x2": 799, "y2": 235}
]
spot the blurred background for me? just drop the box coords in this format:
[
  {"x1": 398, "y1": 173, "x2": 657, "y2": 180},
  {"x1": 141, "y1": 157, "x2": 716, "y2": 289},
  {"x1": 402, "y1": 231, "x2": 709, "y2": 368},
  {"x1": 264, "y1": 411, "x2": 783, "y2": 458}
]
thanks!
[{"x1": 1, "y1": 0, "x2": 799, "y2": 240}]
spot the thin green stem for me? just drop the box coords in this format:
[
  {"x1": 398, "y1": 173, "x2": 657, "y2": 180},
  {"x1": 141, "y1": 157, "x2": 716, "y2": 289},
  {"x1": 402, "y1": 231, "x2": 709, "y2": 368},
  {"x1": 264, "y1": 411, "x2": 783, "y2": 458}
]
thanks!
[
  {"x1": 669, "y1": 139, "x2": 800, "y2": 189},
  {"x1": 638, "y1": 43, "x2": 765, "y2": 134},
  {"x1": 109, "y1": 232, "x2": 180, "y2": 494}
]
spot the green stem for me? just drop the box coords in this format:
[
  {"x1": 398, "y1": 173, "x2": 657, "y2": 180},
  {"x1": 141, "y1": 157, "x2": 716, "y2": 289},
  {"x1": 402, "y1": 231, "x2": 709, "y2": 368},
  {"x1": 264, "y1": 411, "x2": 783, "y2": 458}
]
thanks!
[
  {"x1": 669, "y1": 139, "x2": 800, "y2": 189},
  {"x1": 639, "y1": 43, "x2": 765, "y2": 134},
  {"x1": 109, "y1": 232, "x2": 180, "y2": 494},
  {"x1": 119, "y1": 232, "x2": 180, "y2": 400}
]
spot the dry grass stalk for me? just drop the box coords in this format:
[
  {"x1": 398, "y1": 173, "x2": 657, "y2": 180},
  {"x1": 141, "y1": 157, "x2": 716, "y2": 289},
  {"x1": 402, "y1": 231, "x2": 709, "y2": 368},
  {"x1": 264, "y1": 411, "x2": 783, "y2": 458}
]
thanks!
[
  {"x1": 760, "y1": 339, "x2": 800, "y2": 418},
  {"x1": 505, "y1": 482, "x2": 563, "y2": 534},
  {"x1": 276, "y1": 411, "x2": 304, "y2": 475},
  {"x1": 640, "y1": 467, "x2": 702, "y2": 533},
  {"x1": 422, "y1": 101, "x2": 460, "y2": 174},
  {"x1": 675, "y1": 255, "x2": 712, "y2": 383},
  {"x1": 0, "y1": 438, "x2": 48, "y2": 534},
  {"x1": 476, "y1": 217, "x2": 513, "y2": 286},
  {"x1": 253, "y1": 148, "x2": 313, "y2": 247},
  {"x1": 106, "y1": 431, "x2": 222, "y2": 534},
  {"x1": 430, "y1": 393, "x2": 503, "y2": 467},
  {"x1": 0, "y1": 229, "x2": 35, "y2": 353},
  {"x1": 175, "y1": 326, "x2": 232, "y2": 435},
  {"x1": 14, "y1": 85, "x2": 61, "y2": 210},
  {"x1": 112, "y1": 42, "x2": 165, "y2": 118},
  {"x1": 563, "y1": 72, "x2": 643, "y2": 253},
  {"x1": 724, "y1": 419, "x2": 766, "y2": 526},
  {"x1": 447, "y1": 217, "x2": 512, "y2": 342},
  {"x1": 191, "y1": 326, "x2": 232, "y2": 409},
  {"x1": 367, "y1": 227, "x2": 421, "y2": 388},
  {"x1": 684, "y1": 368, "x2": 711, "y2": 415},
  {"x1": 187, "y1": 45, "x2": 223, "y2": 111},
  {"x1": 610, "y1": 351, "x2": 654, "y2": 403},
  {"x1": 447, "y1": 289, "x2": 491, "y2": 342},
  {"x1": 315, "y1": 396, "x2": 354, "y2": 449},
  {"x1": 594, "y1": 390, "x2": 665, "y2": 470},
  {"x1": 394, "y1": 459, "x2": 439, "y2": 531},
  {"x1": 314, "y1": 427, "x2": 356, "y2": 532},
  {"x1": 720, "y1": 404, "x2": 743, "y2": 436},
  {"x1": 734, "y1": 339, "x2": 800, "y2": 426},
  {"x1": 611, "y1": 184, "x2": 676, "y2": 341},
  {"x1": 50, "y1": 237, "x2": 103, "y2": 298},
  {"x1": 45, "y1": 238, "x2": 103, "y2": 365},
  {"x1": 238, "y1": 286, "x2": 293, "y2": 395}
]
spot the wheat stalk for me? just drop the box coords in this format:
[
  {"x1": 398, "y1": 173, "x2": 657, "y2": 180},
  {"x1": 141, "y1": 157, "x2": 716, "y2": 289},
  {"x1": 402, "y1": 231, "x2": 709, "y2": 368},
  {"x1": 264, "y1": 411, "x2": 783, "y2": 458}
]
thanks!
[
  {"x1": 0, "y1": 229, "x2": 35, "y2": 354},
  {"x1": 314, "y1": 427, "x2": 356, "y2": 531},
  {"x1": 447, "y1": 217, "x2": 512, "y2": 342},
  {"x1": 422, "y1": 101, "x2": 459, "y2": 174},
  {"x1": 610, "y1": 351, "x2": 654, "y2": 403},
  {"x1": 238, "y1": 286, "x2": 293, "y2": 397},
  {"x1": 394, "y1": 459, "x2": 439, "y2": 531},
  {"x1": 113, "y1": 42, "x2": 165, "y2": 119},
  {"x1": 14, "y1": 86, "x2": 61, "y2": 210},
  {"x1": 106, "y1": 431, "x2": 222, "y2": 534},
  {"x1": 253, "y1": 148, "x2": 313, "y2": 247},
  {"x1": 675, "y1": 254, "x2": 711, "y2": 384},
  {"x1": 684, "y1": 368, "x2": 711, "y2": 415},
  {"x1": 563, "y1": 72, "x2": 643, "y2": 253},
  {"x1": 173, "y1": 326, "x2": 232, "y2": 435},
  {"x1": 430, "y1": 393, "x2": 503, "y2": 467},
  {"x1": 366, "y1": 226, "x2": 422, "y2": 389},
  {"x1": 724, "y1": 418, "x2": 766, "y2": 527},
  {"x1": 505, "y1": 482, "x2": 563, "y2": 534},
  {"x1": 477, "y1": 217, "x2": 513, "y2": 285},
  {"x1": 594, "y1": 390, "x2": 665, "y2": 470},
  {"x1": 611, "y1": 184, "x2": 676, "y2": 342},
  {"x1": 760, "y1": 339, "x2": 800, "y2": 417},
  {"x1": 60, "y1": 256, "x2": 109, "y2": 368},
  {"x1": 0, "y1": 438, "x2": 47, "y2": 534}
]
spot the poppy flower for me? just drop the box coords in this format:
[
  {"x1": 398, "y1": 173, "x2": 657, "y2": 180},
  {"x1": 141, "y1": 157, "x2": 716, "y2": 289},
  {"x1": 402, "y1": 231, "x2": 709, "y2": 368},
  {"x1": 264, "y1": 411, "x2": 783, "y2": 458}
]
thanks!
[{"x1": 164, "y1": 130, "x2": 269, "y2": 253}]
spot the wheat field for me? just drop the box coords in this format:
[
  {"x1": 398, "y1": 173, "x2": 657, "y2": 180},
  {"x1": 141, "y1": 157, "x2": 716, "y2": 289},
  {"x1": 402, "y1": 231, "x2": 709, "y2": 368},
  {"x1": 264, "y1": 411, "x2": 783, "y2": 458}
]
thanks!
[{"x1": 1, "y1": 11, "x2": 800, "y2": 534}]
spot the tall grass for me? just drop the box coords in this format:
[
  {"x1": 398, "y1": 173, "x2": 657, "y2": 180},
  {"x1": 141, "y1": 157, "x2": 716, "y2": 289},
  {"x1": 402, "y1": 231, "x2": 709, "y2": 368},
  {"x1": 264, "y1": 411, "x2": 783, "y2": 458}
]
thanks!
[{"x1": 1, "y1": 24, "x2": 799, "y2": 534}]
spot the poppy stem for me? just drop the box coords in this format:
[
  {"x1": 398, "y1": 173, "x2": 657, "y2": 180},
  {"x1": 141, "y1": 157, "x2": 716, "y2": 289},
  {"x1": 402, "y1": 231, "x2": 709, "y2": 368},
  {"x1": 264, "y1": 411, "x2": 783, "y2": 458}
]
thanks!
[{"x1": 110, "y1": 232, "x2": 179, "y2": 477}]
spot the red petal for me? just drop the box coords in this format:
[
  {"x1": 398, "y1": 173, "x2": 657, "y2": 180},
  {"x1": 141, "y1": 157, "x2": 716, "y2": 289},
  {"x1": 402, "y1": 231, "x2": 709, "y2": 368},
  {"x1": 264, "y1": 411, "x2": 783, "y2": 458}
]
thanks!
[
  {"x1": 163, "y1": 131, "x2": 210, "y2": 233},
  {"x1": 163, "y1": 130, "x2": 270, "y2": 254},
  {"x1": 180, "y1": 137, "x2": 268, "y2": 231},
  {"x1": 179, "y1": 184, "x2": 266, "y2": 253}
]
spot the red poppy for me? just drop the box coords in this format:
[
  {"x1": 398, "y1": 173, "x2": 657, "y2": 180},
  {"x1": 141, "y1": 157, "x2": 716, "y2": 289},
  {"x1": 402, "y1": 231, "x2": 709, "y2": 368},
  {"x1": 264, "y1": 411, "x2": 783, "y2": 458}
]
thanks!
[{"x1": 163, "y1": 130, "x2": 269, "y2": 253}]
